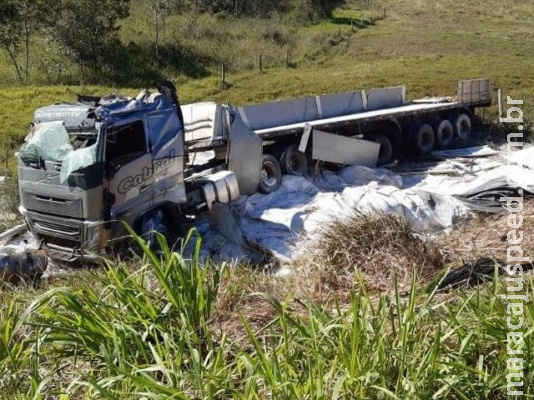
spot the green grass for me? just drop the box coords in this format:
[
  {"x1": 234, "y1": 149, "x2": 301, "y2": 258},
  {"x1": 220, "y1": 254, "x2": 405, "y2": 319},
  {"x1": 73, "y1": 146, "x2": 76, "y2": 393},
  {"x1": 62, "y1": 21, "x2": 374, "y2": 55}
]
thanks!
[{"x1": 0, "y1": 230, "x2": 532, "y2": 399}]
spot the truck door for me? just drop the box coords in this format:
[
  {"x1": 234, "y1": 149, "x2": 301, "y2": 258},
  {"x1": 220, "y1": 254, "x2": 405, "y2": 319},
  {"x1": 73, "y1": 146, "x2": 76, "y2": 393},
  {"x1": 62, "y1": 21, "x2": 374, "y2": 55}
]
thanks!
[{"x1": 103, "y1": 119, "x2": 153, "y2": 228}]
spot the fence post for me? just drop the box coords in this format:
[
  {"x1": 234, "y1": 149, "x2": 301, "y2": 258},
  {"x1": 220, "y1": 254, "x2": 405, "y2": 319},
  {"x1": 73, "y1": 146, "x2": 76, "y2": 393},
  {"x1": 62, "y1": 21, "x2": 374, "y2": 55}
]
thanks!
[
  {"x1": 351, "y1": 19, "x2": 354, "y2": 32},
  {"x1": 498, "y1": 88, "x2": 503, "y2": 122},
  {"x1": 259, "y1": 54, "x2": 263, "y2": 71},
  {"x1": 285, "y1": 51, "x2": 289, "y2": 68},
  {"x1": 220, "y1": 63, "x2": 226, "y2": 88}
]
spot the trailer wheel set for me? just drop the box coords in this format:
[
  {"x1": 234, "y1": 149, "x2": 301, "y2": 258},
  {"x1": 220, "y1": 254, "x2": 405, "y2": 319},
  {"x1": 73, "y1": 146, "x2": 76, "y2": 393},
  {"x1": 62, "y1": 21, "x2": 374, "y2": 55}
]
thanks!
[
  {"x1": 432, "y1": 118, "x2": 455, "y2": 148},
  {"x1": 259, "y1": 143, "x2": 309, "y2": 193},
  {"x1": 452, "y1": 113, "x2": 473, "y2": 140},
  {"x1": 258, "y1": 111, "x2": 474, "y2": 193},
  {"x1": 410, "y1": 112, "x2": 472, "y2": 154},
  {"x1": 280, "y1": 144, "x2": 308, "y2": 176}
]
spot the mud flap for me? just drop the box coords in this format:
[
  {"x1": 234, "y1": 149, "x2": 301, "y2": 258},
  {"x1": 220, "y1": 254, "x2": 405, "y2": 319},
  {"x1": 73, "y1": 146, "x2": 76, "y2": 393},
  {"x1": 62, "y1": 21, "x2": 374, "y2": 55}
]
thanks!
[
  {"x1": 208, "y1": 202, "x2": 277, "y2": 267},
  {"x1": 227, "y1": 107, "x2": 263, "y2": 195}
]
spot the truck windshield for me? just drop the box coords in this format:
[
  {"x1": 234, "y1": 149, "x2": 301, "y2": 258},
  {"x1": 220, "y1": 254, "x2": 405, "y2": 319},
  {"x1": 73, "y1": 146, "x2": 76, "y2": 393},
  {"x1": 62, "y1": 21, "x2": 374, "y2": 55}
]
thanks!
[{"x1": 18, "y1": 122, "x2": 101, "y2": 183}]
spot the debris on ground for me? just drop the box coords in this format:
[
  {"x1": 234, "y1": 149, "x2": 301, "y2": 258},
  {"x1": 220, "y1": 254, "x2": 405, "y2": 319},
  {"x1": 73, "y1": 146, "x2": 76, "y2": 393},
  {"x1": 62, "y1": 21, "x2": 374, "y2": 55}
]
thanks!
[
  {"x1": 0, "y1": 244, "x2": 48, "y2": 284},
  {"x1": 429, "y1": 145, "x2": 499, "y2": 159},
  {"x1": 432, "y1": 258, "x2": 533, "y2": 292}
]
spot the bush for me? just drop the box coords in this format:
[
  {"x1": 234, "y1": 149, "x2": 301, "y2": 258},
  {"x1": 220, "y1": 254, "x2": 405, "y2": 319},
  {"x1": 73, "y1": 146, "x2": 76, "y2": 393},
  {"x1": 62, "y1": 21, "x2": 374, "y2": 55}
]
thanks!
[
  {"x1": 318, "y1": 213, "x2": 444, "y2": 291},
  {"x1": 290, "y1": 0, "x2": 344, "y2": 22},
  {"x1": 189, "y1": 0, "x2": 287, "y2": 18}
]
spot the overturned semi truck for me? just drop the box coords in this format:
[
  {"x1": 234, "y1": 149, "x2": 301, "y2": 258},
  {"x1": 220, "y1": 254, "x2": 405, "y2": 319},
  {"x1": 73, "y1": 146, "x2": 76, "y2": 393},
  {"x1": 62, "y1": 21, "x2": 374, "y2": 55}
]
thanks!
[{"x1": 16, "y1": 79, "x2": 491, "y2": 264}]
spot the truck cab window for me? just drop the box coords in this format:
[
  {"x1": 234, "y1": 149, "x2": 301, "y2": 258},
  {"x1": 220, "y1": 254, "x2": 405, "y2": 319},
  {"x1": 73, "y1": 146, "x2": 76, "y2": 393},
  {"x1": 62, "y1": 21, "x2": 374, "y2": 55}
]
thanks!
[{"x1": 105, "y1": 120, "x2": 147, "y2": 167}]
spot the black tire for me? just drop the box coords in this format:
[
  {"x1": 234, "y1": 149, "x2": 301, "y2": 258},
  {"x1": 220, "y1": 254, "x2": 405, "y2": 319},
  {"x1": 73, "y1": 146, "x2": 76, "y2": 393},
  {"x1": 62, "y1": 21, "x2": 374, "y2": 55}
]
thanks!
[
  {"x1": 431, "y1": 118, "x2": 454, "y2": 149},
  {"x1": 280, "y1": 144, "x2": 308, "y2": 175},
  {"x1": 258, "y1": 154, "x2": 282, "y2": 194},
  {"x1": 364, "y1": 133, "x2": 393, "y2": 166},
  {"x1": 452, "y1": 113, "x2": 472, "y2": 140},
  {"x1": 412, "y1": 123, "x2": 435, "y2": 154}
]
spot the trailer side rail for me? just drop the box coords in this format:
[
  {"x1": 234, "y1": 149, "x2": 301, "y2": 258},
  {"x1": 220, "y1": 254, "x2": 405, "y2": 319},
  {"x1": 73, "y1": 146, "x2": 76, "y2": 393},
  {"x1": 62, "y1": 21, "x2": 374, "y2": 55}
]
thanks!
[{"x1": 254, "y1": 100, "x2": 486, "y2": 139}]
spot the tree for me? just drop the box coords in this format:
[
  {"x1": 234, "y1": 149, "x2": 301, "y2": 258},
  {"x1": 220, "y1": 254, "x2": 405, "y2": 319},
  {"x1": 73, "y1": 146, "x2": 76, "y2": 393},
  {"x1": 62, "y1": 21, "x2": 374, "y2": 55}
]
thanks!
[
  {"x1": 0, "y1": 0, "x2": 57, "y2": 82},
  {"x1": 18, "y1": 0, "x2": 58, "y2": 82},
  {"x1": 50, "y1": 0, "x2": 130, "y2": 75},
  {"x1": 0, "y1": 1, "x2": 24, "y2": 81},
  {"x1": 148, "y1": 0, "x2": 171, "y2": 60}
]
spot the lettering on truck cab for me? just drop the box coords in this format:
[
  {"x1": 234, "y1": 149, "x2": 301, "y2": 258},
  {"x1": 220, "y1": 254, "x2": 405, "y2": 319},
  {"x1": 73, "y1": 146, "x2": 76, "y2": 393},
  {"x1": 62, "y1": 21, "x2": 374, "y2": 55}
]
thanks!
[{"x1": 117, "y1": 151, "x2": 177, "y2": 194}]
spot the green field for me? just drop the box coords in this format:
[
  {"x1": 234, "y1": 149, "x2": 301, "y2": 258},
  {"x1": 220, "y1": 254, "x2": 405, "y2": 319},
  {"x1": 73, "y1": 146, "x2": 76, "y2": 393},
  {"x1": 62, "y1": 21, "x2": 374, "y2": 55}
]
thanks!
[{"x1": 0, "y1": 0, "x2": 533, "y2": 398}]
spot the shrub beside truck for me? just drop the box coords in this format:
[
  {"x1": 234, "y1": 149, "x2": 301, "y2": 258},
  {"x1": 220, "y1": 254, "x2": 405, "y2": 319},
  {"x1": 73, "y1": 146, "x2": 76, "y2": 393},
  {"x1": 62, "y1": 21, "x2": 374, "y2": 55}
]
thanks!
[{"x1": 16, "y1": 79, "x2": 491, "y2": 265}]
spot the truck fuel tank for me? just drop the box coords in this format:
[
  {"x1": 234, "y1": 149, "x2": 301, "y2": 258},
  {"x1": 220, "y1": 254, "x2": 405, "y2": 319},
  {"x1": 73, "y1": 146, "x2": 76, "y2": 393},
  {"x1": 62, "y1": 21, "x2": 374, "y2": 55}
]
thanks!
[{"x1": 201, "y1": 171, "x2": 240, "y2": 210}]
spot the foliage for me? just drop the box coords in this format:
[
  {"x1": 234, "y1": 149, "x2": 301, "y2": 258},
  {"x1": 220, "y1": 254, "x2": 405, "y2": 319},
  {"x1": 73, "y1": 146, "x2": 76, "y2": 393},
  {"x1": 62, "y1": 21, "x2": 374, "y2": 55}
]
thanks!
[
  {"x1": 184, "y1": 0, "x2": 343, "y2": 19},
  {"x1": 0, "y1": 0, "x2": 57, "y2": 82},
  {"x1": 50, "y1": 0, "x2": 130, "y2": 75},
  {"x1": 290, "y1": 0, "x2": 345, "y2": 21},
  {"x1": 0, "y1": 176, "x2": 22, "y2": 233},
  {"x1": 0, "y1": 0, "x2": 23, "y2": 81}
]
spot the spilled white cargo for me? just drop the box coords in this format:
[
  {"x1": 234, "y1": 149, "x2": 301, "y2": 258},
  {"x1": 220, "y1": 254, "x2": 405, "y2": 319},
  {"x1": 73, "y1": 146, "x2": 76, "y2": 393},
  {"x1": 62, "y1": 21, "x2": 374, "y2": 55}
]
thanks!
[{"x1": 195, "y1": 148, "x2": 534, "y2": 265}]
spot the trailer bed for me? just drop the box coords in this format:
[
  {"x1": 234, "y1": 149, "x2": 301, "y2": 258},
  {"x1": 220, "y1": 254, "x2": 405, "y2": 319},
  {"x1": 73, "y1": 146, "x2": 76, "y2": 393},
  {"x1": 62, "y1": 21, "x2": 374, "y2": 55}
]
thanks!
[{"x1": 254, "y1": 100, "x2": 481, "y2": 139}]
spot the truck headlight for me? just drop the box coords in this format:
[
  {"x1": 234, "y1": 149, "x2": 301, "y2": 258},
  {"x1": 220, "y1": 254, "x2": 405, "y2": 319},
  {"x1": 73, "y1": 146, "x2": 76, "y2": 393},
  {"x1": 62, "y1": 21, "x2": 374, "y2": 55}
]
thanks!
[{"x1": 85, "y1": 222, "x2": 107, "y2": 250}]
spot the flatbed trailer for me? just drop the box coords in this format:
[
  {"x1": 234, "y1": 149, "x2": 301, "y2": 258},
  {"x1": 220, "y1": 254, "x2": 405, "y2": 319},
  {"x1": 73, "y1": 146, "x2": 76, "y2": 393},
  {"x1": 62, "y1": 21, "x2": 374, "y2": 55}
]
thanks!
[{"x1": 182, "y1": 78, "x2": 491, "y2": 193}]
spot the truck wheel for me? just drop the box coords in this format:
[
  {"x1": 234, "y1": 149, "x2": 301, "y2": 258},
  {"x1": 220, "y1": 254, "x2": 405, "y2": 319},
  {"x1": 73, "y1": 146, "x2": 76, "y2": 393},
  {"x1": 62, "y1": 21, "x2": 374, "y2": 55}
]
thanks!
[
  {"x1": 280, "y1": 144, "x2": 308, "y2": 175},
  {"x1": 138, "y1": 209, "x2": 170, "y2": 251},
  {"x1": 431, "y1": 118, "x2": 454, "y2": 149},
  {"x1": 365, "y1": 133, "x2": 393, "y2": 166},
  {"x1": 258, "y1": 154, "x2": 282, "y2": 194},
  {"x1": 452, "y1": 113, "x2": 472, "y2": 140},
  {"x1": 412, "y1": 123, "x2": 435, "y2": 154}
]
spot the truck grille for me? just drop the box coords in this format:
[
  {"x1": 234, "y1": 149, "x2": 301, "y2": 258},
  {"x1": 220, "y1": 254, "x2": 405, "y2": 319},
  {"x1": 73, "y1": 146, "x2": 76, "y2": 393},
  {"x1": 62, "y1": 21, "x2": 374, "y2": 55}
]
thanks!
[
  {"x1": 23, "y1": 191, "x2": 83, "y2": 218},
  {"x1": 27, "y1": 212, "x2": 83, "y2": 248},
  {"x1": 33, "y1": 220, "x2": 80, "y2": 236}
]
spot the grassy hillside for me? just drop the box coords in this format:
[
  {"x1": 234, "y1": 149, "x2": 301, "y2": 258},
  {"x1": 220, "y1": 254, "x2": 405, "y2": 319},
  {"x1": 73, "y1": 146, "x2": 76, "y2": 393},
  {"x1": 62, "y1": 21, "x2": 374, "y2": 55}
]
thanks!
[
  {"x1": 1, "y1": 0, "x2": 532, "y2": 146},
  {"x1": 0, "y1": 0, "x2": 533, "y2": 398}
]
